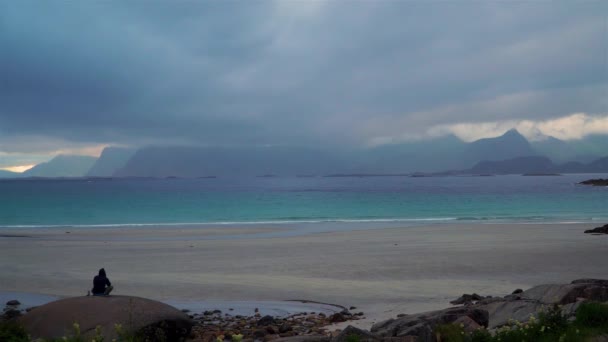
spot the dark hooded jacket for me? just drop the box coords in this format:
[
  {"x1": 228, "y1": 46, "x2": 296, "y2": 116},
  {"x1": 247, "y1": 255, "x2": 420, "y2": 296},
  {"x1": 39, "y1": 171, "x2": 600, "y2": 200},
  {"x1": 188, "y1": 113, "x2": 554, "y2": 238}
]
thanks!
[{"x1": 92, "y1": 268, "x2": 111, "y2": 294}]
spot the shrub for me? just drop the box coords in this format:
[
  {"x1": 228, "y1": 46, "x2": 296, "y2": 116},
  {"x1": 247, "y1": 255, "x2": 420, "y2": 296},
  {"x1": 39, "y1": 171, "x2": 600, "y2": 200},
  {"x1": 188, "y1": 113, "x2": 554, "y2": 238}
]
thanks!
[
  {"x1": 434, "y1": 323, "x2": 492, "y2": 342},
  {"x1": 537, "y1": 304, "x2": 568, "y2": 331},
  {"x1": 0, "y1": 321, "x2": 29, "y2": 342},
  {"x1": 575, "y1": 302, "x2": 608, "y2": 328}
]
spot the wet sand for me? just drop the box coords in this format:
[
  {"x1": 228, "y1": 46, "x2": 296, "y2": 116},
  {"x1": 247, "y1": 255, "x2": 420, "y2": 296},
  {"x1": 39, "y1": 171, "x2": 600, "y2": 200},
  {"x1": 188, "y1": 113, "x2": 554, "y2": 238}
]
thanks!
[{"x1": 1, "y1": 222, "x2": 606, "y2": 328}]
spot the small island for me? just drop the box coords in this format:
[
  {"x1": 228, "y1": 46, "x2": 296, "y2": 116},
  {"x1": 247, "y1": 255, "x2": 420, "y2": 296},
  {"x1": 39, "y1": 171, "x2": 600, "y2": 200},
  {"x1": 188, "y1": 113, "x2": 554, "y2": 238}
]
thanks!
[{"x1": 579, "y1": 178, "x2": 608, "y2": 186}]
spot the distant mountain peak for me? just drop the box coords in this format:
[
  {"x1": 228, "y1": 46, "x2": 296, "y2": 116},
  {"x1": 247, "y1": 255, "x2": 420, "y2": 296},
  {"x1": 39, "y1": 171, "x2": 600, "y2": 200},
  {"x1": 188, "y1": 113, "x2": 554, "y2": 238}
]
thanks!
[
  {"x1": 24, "y1": 154, "x2": 97, "y2": 178},
  {"x1": 463, "y1": 128, "x2": 535, "y2": 166},
  {"x1": 500, "y1": 128, "x2": 527, "y2": 140},
  {"x1": 503, "y1": 128, "x2": 522, "y2": 135}
]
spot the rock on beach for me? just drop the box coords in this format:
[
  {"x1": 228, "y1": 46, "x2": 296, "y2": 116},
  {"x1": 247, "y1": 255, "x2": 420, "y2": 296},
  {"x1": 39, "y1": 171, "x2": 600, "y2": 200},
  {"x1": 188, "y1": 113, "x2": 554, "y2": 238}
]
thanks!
[
  {"x1": 18, "y1": 295, "x2": 193, "y2": 340},
  {"x1": 585, "y1": 224, "x2": 608, "y2": 234}
]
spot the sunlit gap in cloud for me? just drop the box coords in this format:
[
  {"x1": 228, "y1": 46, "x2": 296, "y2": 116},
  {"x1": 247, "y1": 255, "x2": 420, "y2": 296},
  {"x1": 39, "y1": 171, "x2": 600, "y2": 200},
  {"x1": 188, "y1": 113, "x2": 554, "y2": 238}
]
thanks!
[
  {"x1": 0, "y1": 143, "x2": 109, "y2": 171},
  {"x1": 0, "y1": 165, "x2": 35, "y2": 173},
  {"x1": 371, "y1": 113, "x2": 608, "y2": 146},
  {"x1": 431, "y1": 113, "x2": 608, "y2": 142}
]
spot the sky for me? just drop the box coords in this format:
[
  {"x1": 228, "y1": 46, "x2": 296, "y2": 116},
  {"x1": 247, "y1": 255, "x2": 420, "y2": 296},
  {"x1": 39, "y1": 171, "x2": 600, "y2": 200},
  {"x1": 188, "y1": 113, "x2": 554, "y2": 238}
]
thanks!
[{"x1": 0, "y1": 1, "x2": 607, "y2": 170}]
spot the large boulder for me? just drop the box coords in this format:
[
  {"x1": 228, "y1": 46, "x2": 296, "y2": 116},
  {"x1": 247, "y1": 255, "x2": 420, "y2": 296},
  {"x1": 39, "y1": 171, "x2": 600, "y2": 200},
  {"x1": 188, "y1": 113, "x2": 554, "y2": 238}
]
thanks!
[
  {"x1": 371, "y1": 306, "x2": 488, "y2": 342},
  {"x1": 474, "y1": 300, "x2": 543, "y2": 329},
  {"x1": 333, "y1": 325, "x2": 380, "y2": 342},
  {"x1": 18, "y1": 295, "x2": 193, "y2": 341},
  {"x1": 522, "y1": 280, "x2": 608, "y2": 305},
  {"x1": 473, "y1": 279, "x2": 608, "y2": 328}
]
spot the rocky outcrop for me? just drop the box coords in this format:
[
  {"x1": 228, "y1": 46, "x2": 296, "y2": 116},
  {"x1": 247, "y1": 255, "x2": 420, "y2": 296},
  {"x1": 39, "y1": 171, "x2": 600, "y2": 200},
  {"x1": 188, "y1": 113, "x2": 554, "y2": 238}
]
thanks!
[
  {"x1": 580, "y1": 179, "x2": 608, "y2": 186},
  {"x1": 585, "y1": 224, "x2": 608, "y2": 234},
  {"x1": 472, "y1": 278, "x2": 608, "y2": 329},
  {"x1": 521, "y1": 280, "x2": 608, "y2": 304},
  {"x1": 449, "y1": 293, "x2": 485, "y2": 305},
  {"x1": 475, "y1": 299, "x2": 542, "y2": 329},
  {"x1": 18, "y1": 295, "x2": 193, "y2": 341},
  {"x1": 333, "y1": 325, "x2": 380, "y2": 342},
  {"x1": 371, "y1": 306, "x2": 489, "y2": 341},
  {"x1": 371, "y1": 278, "x2": 608, "y2": 340}
]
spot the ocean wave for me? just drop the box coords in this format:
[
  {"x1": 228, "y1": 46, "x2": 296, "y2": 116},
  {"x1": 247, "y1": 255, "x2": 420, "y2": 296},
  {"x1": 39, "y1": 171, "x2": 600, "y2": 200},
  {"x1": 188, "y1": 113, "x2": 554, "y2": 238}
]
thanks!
[
  {"x1": 0, "y1": 215, "x2": 602, "y2": 229},
  {"x1": 0, "y1": 217, "x2": 459, "y2": 228}
]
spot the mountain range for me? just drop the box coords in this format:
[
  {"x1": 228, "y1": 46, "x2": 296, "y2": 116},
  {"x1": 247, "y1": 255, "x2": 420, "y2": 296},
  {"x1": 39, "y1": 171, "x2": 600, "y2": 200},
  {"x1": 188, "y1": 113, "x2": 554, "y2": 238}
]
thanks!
[
  {"x1": 2, "y1": 130, "x2": 608, "y2": 178},
  {"x1": 22, "y1": 155, "x2": 97, "y2": 177},
  {"x1": 463, "y1": 155, "x2": 608, "y2": 175}
]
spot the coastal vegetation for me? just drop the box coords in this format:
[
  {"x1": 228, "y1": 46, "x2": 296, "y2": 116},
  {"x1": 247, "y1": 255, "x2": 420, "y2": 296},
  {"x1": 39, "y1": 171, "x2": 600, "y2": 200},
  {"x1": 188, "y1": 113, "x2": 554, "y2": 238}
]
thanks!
[
  {"x1": 3, "y1": 301, "x2": 608, "y2": 341},
  {"x1": 433, "y1": 302, "x2": 608, "y2": 342}
]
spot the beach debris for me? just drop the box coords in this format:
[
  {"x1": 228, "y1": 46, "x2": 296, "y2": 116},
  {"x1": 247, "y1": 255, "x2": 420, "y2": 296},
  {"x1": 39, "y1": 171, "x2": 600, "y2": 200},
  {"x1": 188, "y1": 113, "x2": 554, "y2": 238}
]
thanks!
[{"x1": 584, "y1": 224, "x2": 608, "y2": 234}]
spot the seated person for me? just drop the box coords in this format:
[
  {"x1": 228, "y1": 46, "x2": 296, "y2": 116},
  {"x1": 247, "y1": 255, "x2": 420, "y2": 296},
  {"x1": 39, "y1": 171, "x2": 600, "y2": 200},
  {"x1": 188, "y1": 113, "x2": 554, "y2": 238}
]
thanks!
[{"x1": 91, "y1": 268, "x2": 113, "y2": 296}]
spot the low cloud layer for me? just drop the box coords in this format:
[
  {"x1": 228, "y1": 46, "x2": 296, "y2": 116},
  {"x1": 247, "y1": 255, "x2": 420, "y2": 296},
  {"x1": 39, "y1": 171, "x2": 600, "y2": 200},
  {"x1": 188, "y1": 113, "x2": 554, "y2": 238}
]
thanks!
[
  {"x1": 427, "y1": 113, "x2": 608, "y2": 143},
  {"x1": 0, "y1": 1, "x2": 606, "y2": 167}
]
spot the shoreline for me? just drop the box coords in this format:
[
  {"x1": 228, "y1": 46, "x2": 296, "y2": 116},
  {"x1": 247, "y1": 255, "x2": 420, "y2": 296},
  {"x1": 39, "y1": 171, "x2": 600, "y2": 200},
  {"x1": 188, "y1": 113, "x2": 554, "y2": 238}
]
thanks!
[{"x1": 1, "y1": 222, "x2": 607, "y2": 329}]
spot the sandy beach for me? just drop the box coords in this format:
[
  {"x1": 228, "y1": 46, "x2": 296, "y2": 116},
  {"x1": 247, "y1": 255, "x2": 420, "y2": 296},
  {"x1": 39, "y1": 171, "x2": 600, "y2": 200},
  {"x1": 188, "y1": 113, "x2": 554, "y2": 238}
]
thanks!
[{"x1": 1, "y1": 222, "x2": 607, "y2": 328}]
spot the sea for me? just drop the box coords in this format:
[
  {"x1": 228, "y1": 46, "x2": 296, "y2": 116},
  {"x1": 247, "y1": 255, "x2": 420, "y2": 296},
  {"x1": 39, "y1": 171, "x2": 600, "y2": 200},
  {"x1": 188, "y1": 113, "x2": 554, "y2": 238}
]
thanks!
[{"x1": 0, "y1": 174, "x2": 607, "y2": 228}]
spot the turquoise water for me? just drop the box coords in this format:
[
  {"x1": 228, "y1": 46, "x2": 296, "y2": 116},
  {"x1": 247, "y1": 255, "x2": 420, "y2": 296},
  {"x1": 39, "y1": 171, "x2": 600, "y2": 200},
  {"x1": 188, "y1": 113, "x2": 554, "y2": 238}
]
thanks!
[{"x1": 0, "y1": 174, "x2": 607, "y2": 227}]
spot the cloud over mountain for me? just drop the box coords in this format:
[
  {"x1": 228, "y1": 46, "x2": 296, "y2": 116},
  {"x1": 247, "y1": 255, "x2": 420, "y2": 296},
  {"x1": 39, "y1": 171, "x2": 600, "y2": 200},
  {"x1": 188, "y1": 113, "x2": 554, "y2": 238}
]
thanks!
[{"x1": 0, "y1": 1, "x2": 606, "y2": 167}]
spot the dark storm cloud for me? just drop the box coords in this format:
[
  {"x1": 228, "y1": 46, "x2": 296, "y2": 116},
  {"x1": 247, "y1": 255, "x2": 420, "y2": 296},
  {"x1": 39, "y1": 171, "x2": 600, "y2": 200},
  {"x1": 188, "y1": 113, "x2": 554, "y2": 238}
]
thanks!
[{"x1": 0, "y1": 1, "x2": 606, "y2": 153}]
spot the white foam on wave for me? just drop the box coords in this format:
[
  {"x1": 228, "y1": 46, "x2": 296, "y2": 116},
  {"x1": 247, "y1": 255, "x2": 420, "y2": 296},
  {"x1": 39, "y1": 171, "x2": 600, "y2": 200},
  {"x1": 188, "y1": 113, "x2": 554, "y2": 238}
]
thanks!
[{"x1": 0, "y1": 216, "x2": 603, "y2": 229}]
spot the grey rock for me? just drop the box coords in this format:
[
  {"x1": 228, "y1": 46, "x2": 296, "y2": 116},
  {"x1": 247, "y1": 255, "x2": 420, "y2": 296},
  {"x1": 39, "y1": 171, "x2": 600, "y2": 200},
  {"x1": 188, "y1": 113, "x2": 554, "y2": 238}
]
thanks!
[
  {"x1": 572, "y1": 279, "x2": 608, "y2": 286},
  {"x1": 502, "y1": 294, "x2": 523, "y2": 301},
  {"x1": 340, "y1": 309, "x2": 352, "y2": 316},
  {"x1": 584, "y1": 224, "x2": 608, "y2": 234},
  {"x1": 18, "y1": 295, "x2": 193, "y2": 341},
  {"x1": 6, "y1": 300, "x2": 20, "y2": 306},
  {"x1": 333, "y1": 325, "x2": 380, "y2": 342},
  {"x1": 3, "y1": 308, "x2": 22, "y2": 320},
  {"x1": 371, "y1": 307, "x2": 488, "y2": 341},
  {"x1": 450, "y1": 293, "x2": 484, "y2": 305},
  {"x1": 279, "y1": 323, "x2": 293, "y2": 333},
  {"x1": 253, "y1": 329, "x2": 267, "y2": 338},
  {"x1": 257, "y1": 315, "x2": 276, "y2": 326},
  {"x1": 522, "y1": 282, "x2": 608, "y2": 304},
  {"x1": 329, "y1": 313, "x2": 347, "y2": 323},
  {"x1": 475, "y1": 300, "x2": 543, "y2": 329}
]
